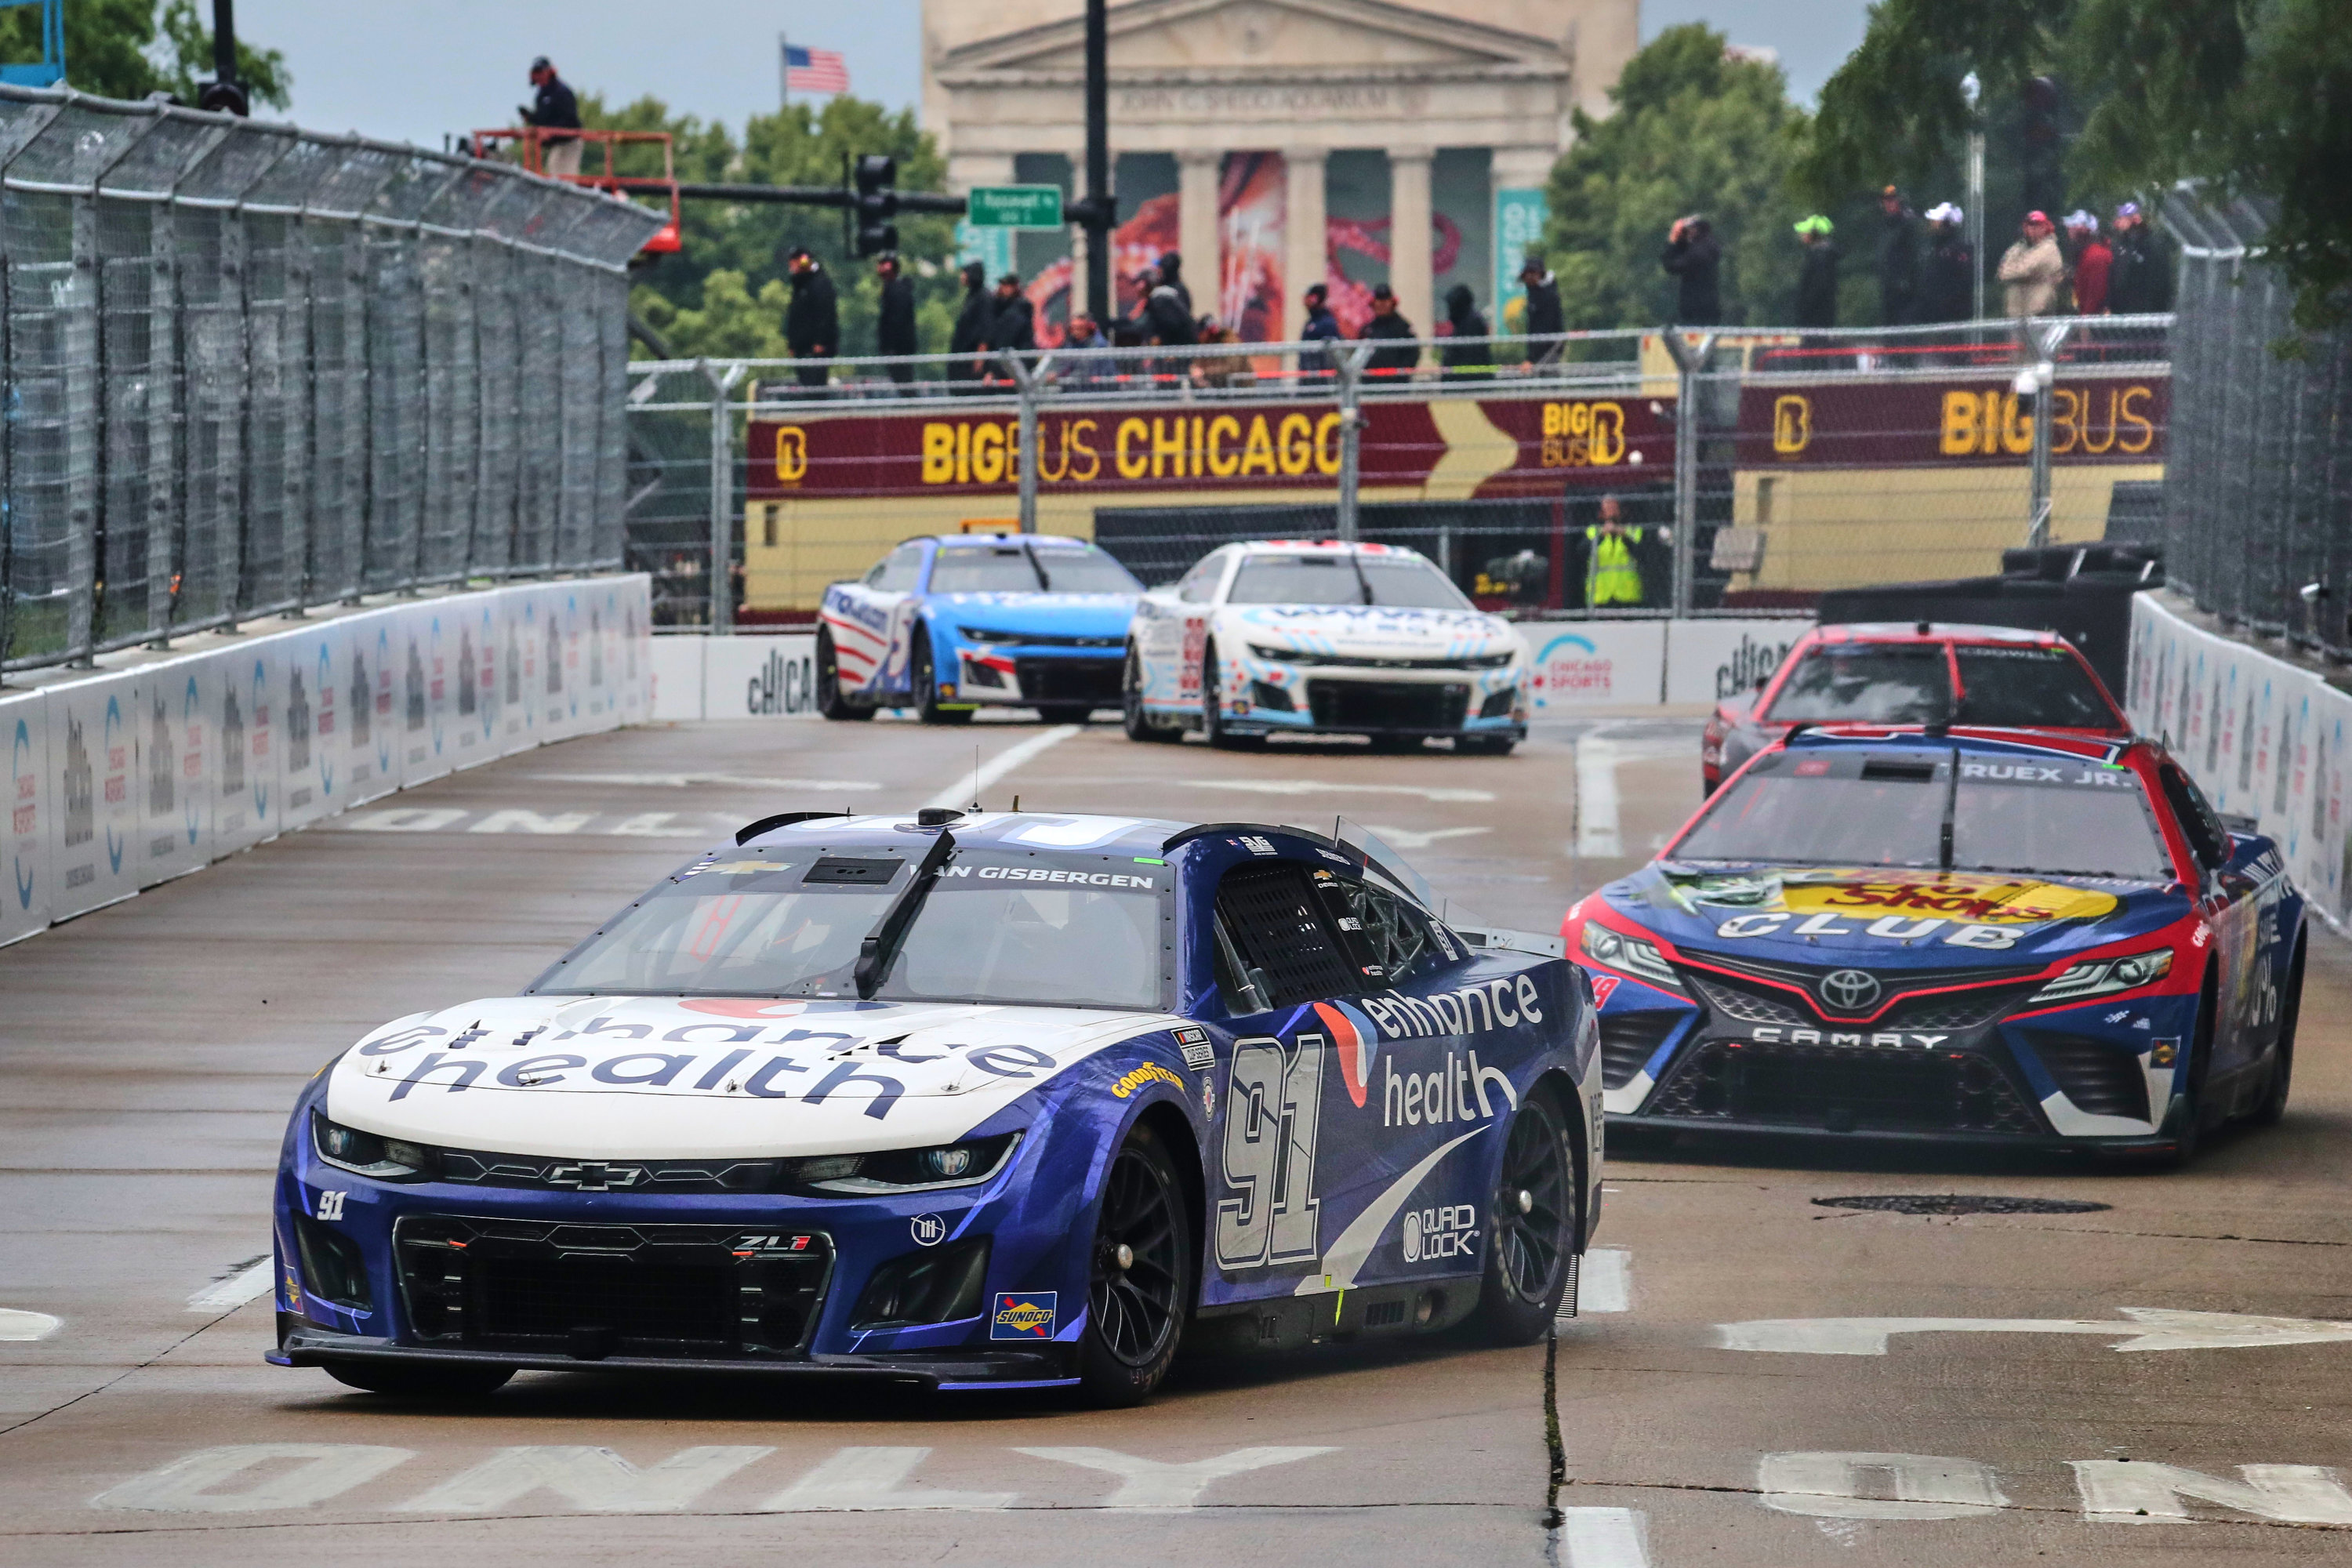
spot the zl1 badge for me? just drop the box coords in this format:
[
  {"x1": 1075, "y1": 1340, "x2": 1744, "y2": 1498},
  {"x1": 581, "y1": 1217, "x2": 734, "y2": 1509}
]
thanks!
[{"x1": 991, "y1": 1290, "x2": 1058, "y2": 1339}]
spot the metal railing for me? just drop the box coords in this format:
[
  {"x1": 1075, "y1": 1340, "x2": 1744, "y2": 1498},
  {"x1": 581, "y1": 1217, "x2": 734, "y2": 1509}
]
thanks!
[
  {"x1": 0, "y1": 84, "x2": 662, "y2": 675},
  {"x1": 626, "y1": 314, "x2": 2171, "y2": 628}
]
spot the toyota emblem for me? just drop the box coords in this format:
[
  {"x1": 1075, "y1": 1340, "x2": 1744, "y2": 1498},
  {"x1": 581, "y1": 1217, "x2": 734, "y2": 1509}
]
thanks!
[{"x1": 1819, "y1": 969, "x2": 1881, "y2": 1012}]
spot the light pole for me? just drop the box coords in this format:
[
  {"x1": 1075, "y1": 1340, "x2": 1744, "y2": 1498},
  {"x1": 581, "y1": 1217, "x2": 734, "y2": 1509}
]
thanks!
[{"x1": 1962, "y1": 71, "x2": 1985, "y2": 323}]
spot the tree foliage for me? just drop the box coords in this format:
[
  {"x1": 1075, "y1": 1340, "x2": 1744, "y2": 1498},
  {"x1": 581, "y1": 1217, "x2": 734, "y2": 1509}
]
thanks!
[
  {"x1": 604, "y1": 93, "x2": 963, "y2": 361},
  {"x1": 1539, "y1": 24, "x2": 1815, "y2": 329},
  {"x1": 1804, "y1": 0, "x2": 2352, "y2": 323},
  {"x1": 0, "y1": 0, "x2": 289, "y2": 109}
]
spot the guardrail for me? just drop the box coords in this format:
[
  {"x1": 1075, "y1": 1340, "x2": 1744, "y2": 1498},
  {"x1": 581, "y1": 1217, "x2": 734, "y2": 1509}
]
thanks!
[{"x1": 0, "y1": 84, "x2": 663, "y2": 677}]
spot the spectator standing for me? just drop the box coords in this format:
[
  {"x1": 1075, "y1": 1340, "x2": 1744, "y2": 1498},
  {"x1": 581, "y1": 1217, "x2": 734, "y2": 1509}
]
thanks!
[
  {"x1": 1362, "y1": 283, "x2": 1419, "y2": 378},
  {"x1": 874, "y1": 252, "x2": 917, "y2": 387},
  {"x1": 2065, "y1": 211, "x2": 2112, "y2": 314},
  {"x1": 1156, "y1": 252, "x2": 1192, "y2": 314},
  {"x1": 985, "y1": 273, "x2": 1036, "y2": 368},
  {"x1": 1058, "y1": 312, "x2": 1112, "y2": 387},
  {"x1": 1793, "y1": 215, "x2": 1840, "y2": 329},
  {"x1": 1877, "y1": 185, "x2": 1918, "y2": 325},
  {"x1": 1519, "y1": 255, "x2": 1565, "y2": 363},
  {"x1": 1300, "y1": 281, "x2": 1342, "y2": 379},
  {"x1": 1998, "y1": 211, "x2": 2066, "y2": 318},
  {"x1": 1440, "y1": 284, "x2": 1494, "y2": 381},
  {"x1": 1193, "y1": 317, "x2": 1248, "y2": 388},
  {"x1": 1139, "y1": 271, "x2": 1196, "y2": 347},
  {"x1": 782, "y1": 248, "x2": 838, "y2": 393},
  {"x1": 1584, "y1": 495, "x2": 1646, "y2": 608},
  {"x1": 521, "y1": 57, "x2": 583, "y2": 179},
  {"x1": 1661, "y1": 216, "x2": 1722, "y2": 325},
  {"x1": 2107, "y1": 203, "x2": 2174, "y2": 314},
  {"x1": 1918, "y1": 204, "x2": 1974, "y2": 323},
  {"x1": 948, "y1": 261, "x2": 991, "y2": 387}
]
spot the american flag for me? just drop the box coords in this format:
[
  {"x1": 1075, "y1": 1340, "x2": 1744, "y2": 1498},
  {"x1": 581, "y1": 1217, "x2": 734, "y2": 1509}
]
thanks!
[{"x1": 785, "y1": 44, "x2": 850, "y2": 94}]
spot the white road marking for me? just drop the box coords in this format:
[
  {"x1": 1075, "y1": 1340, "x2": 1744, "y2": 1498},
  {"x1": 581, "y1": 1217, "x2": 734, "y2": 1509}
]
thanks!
[
  {"x1": 93, "y1": 1444, "x2": 415, "y2": 1513},
  {"x1": 186, "y1": 1258, "x2": 273, "y2": 1313},
  {"x1": 1578, "y1": 1248, "x2": 1632, "y2": 1313},
  {"x1": 397, "y1": 1446, "x2": 774, "y2": 1514},
  {"x1": 347, "y1": 807, "x2": 468, "y2": 832},
  {"x1": 1559, "y1": 1507, "x2": 1651, "y2": 1566},
  {"x1": 761, "y1": 1446, "x2": 1015, "y2": 1512},
  {"x1": 0, "y1": 1307, "x2": 61, "y2": 1341},
  {"x1": 2070, "y1": 1461, "x2": 2352, "y2": 1525},
  {"x1": 1718, "y1": 1306, "x2": 2352, "y2": 1356},
  {"x1": 467, "y1": 809, "x2": 593, "y2": 834},
  {"x1": 1573, "y1": 735, "x2": 1691, "y2": 859},
  {"x1": 608, "y1": 812, "x2": 722, "y2": 838},
  {"x1": 924, "y1": 724, "x2": 1080, "y2": 811},
  {"x1": 1760, "y1": 1453, "x2": 2009, "y2": 1519},
  {"x1": 1354, "y1": 823, "x2": 1491, "y2": 851},
  {"x1": 1014, "y1": 1446, "x2": 1336, "y2": 1507},
  {"x1": 524, "y1": 772, "x2": 882, "y2": 790},
  {"x1": 1166, "y1": 778, "x2": 1496, "y2": 804}
]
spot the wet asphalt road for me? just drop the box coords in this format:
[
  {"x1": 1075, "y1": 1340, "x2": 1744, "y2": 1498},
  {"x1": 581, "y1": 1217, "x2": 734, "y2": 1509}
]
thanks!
[{"x1": 2, "y1": 707, "x2": 2347, "y2": 1565}]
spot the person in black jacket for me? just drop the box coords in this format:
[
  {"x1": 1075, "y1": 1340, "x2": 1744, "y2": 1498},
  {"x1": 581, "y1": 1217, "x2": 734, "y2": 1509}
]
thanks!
[
  {"x1": 1362, "y1": 283, "x2": 1418, "y2": 378},
  {"x1": 1661, "y1": 216, "x2": 1722, "y2": 325},
  {"x1": 1519, "y1": 255, "x2": 1565, "y2": 363},
  {"x1": 1877, "y1": 185, "x2": 1918, "y2": 326},
  {"x1": 782, "y1": 248, "x2": 837, "y2": 394},
  {"x1": 948, "y1": 260, "x2": 990, "y2": 389},
  {"x1": 521, "y1": 58, "x2": 582, "y2": 178},
  {"x1": 874, "y1": 252, "x2": 917, "y2": 388},
  {"x1": 985, "y1": 274, "x2": 1036, "y2": 369},
  {"x1": 1441, "y1": 283, "x2": 1493, "y2": 381},
  {"x1": 2107, "y1": 203, "x2": 2174, "y2": 315},
  {"x1": 1917, "y1": 203, "x2": 1974, "y2": 324},
  {"x1": 1794, "y1": 215, "x2": 1839, "y2": 328},
  {"x1": 1156, "y1": 252, "x2": 1192, "y2": 314}
]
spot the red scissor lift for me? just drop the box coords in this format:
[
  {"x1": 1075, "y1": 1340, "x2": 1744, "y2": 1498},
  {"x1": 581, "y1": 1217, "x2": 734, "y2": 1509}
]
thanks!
[{"x1": 470, "y1": 125, "x2": 682, "y2": 254}]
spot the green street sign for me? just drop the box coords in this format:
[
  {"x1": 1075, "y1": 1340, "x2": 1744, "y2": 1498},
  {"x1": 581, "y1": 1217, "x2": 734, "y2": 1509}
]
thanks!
[{"x1": 966, "y1": 185, "x2": 1065, "y2": 230}]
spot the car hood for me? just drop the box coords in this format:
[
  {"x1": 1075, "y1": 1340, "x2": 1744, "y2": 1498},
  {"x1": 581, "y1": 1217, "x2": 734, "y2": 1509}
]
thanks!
[
  {"x1": 1606, "y1": 862, "x2": 2187, "y2": 975},
  {"x1": 324, "y1": 994, "x2": 1187, "y2": 1159},
  {"x1": 1222, "y1": 603, "x2": 1522, "y2": 660},
  {"x1": 932, "y1": 592, "x2": 1137, "y2": 639}
]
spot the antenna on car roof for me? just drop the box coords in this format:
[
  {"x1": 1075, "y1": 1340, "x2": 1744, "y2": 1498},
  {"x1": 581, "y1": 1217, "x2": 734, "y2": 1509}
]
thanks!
[{"x1": 971, "y1": 744, "x2": 981, "y2": 812}]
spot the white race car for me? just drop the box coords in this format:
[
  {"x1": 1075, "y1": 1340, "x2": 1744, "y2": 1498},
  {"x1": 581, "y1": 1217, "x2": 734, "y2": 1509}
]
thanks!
[{"x1": 1122, "y1": 540, "x2": 1530, "y2": 753}]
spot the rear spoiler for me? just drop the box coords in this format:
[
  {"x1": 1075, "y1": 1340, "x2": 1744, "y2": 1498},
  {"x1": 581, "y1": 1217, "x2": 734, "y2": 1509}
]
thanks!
[{"x1": 1454, "y1": 926, "x2": 1568, "y2": 960}]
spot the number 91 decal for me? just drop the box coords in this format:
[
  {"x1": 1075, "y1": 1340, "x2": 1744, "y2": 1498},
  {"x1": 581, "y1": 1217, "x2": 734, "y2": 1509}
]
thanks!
[{"x1": 1215, "y1": 1034, "x2": 1324, "y2": 1269}]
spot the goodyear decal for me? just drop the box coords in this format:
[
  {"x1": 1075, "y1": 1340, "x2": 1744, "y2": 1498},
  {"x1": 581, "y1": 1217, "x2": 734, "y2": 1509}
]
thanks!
[{"x1": 1111, "y1": 1062, "x2": 1186, "y2": 1099}]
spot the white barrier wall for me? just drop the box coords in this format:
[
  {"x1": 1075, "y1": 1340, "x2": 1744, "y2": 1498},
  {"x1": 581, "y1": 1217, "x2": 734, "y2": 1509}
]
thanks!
[
  {"x1": 0, "y1": 577, "x2": 652, "y2": 949},
  {"x1": 2129, "y1": 594, "x2": 2348, "y2": 925}
]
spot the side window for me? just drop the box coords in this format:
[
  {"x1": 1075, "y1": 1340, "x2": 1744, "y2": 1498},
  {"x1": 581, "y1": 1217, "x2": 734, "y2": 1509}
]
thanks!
[
  {"x1": 1345, "y1": 882, "x2": 1450, "y2": 984},
  {"x1": 1214, "y1": 862, "x2": 1366, "y2": 1010},
  {"x1": 2158, "y1": 764, "x2": 2231, "y2": 870},
  {"x1": 869, "y1": 545, "x2": 924, "y2": 592},
  {"x1": 1177, "y1": 555, "x2": 1225, "y2": 604}
]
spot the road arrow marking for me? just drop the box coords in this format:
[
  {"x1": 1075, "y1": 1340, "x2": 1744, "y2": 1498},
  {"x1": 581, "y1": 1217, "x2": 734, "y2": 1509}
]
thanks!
[{"x1": 1717, "y1": 1307, "x2": 2352, "y2": 1356}]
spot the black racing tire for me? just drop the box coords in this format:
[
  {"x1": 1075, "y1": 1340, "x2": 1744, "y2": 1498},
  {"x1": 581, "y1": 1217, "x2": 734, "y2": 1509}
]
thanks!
[
  {"x1": 2251, "y1": 938, "x2": 2303, "y2": 1127},
  {"x1": 1458, "y1": 735, "x2": 1516, "y2": 757},
  {"x1": 1123, "y1": 648, "x2": 1180, "y2": 743},
  {"x1": 912, "y1": 630, "x2": 971, "y2": 725},
  {"x1": 1469, "y1": 1089, "x2": 1581, "y2": 1345},
  {"x1": 2151, "y1": 972, "x2": 2220, "y2": 1169},
  {"x1": 1076, "y1": 1122, "x2": 1192, "y2": 1406},
  {"x1": 815, "y1": 628, "x2": 873, "y2": 721},
  {"x1": 1039, "y1": 703, "x2": 1095, "y2": 726},
  {"x1": 1200, "y1": 644, "x2": 1261, "y2": 750},
  {"x1": 325, "y1": 1361, "x2": 514, "y2": 1399}
]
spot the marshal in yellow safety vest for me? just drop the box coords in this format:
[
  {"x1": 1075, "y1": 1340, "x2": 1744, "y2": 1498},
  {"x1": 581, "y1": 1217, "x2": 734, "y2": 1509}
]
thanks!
[{"x1": 1584, "y1": 523, "x2": 1646, "y2": 607}]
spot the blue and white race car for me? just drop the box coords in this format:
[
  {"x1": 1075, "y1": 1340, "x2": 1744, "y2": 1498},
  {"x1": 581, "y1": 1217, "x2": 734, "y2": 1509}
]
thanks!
[
  {"x1": 1566, "y1": 725, "x2": 2304, "y2": 1162},
  {"x1": 816, "y1": 533, "x2": 1142, "y2": 724},
  {"x1": 1123, "y1": 540, "x2": 1531, "y2": 753},
  {"x1": 270, "y1": 810, "x2": 1600, "y2": 1405}
]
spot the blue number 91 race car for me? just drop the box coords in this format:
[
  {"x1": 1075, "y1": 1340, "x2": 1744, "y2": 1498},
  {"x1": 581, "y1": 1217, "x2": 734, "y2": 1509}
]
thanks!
[
  {"x1": 816, "y1": 533, "x2": 1142, "y2": 724},
  {"x1": 1565, "y1": 725, "x2": 2304, "y2": 1163},
  {"x1": 272, "y1": 811, "x2": 1599, "y2": 1406}
]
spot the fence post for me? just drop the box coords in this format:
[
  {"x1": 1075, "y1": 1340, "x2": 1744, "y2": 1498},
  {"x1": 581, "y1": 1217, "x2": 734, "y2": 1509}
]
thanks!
[
  {"x1": 1334, "y1": 343, "x2": 1370, "y2": 542},
  {"x1": 702, "y1": 359, "x2": 746, "y2": 633},
  {"x1": 1661, "y1": 329, "x2": 1717, "y2": 616},
  {"x1": 1003, "y1": 350, "x2": 1054, "y2": 533},
  {"x1": 2024, "y1": 320, "x2": 2070, "y2": 547}
]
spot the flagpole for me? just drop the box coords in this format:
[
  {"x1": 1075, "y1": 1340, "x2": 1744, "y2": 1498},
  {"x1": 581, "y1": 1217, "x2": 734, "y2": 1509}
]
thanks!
[{"x1": 779, "y1": 31, "x2": 789, "y2": 111}]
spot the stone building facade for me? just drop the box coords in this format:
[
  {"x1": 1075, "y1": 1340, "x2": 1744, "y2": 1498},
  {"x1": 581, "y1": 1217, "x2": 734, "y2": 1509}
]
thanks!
[{"x1": 921, "y1": 0, "x2": 1638, "y2": 343}]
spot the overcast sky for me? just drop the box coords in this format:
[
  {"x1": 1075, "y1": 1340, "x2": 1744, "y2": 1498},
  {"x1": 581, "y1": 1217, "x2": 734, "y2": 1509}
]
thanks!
[{"x1": 242, "y1": 1, "x2": 1871, "y2": 152}]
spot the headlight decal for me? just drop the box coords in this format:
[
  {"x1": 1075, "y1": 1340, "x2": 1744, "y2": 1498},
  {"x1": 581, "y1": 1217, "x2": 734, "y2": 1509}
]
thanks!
[
  {"x1": 1579, "y1": 920, "x2": 1684, "y2": 992},
  {"x1": 2026, "y1": 947, "x2": 2174, "y2": 1006}
]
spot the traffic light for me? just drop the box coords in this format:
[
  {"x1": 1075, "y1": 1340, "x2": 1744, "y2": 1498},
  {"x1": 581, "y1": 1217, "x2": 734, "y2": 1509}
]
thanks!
[{"x1": 855, "y1": 154, "x2": 898, "y2": 257}]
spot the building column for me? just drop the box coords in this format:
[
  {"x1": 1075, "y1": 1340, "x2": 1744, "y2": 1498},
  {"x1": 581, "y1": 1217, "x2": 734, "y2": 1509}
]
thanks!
[
  {"x1": 1176, "y1": 147, "x2": 1221, "y2": 314},
  {"x1": 1282, "y1": 145, "x2": 1327, "y2": 337},
  {"x1": 1388, "y1": 145, "x2": 1436, "y2": 340},
  {"x1": 1067, "y1": 147, "x2": 1091, "y2": 321}
]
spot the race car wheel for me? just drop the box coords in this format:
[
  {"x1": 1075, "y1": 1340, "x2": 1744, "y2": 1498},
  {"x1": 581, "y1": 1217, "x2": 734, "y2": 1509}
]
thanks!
[
  {"x1": 1200, "y1": 646, "x2": 1261, "y2": 750},
  {"x1": 1458, "y1": 735, "x2": 1516, "y2": 757},
  {"x1": 1471, "y1": 1089, "x2": 1579, "y2": 1345},
  {"x1": 2153, "y1": 973, "x2": 2221, "y2": 1168},
  {"x1": 815, "y1": 628, "x2": 873, "y2": 721},
  {"x1": 325, "y1": 1361, "x2": 514, "y2": 1399},
  {"x1": 1077, "y1": 1122, "x2": 1192, "y2": 1406},
  {"x1": 2251, "y1": 938, "x2": 2304, "y2": 1127},
  {"x1": 1123, "y1": 648, "x2": 1179, "y2": 743},
  {"x1": 912, "y1": 630, "x2": 971, "y2": 726},
  {"x1": 1039, "y1": 703, "x2": 1094, "y2": 725}
]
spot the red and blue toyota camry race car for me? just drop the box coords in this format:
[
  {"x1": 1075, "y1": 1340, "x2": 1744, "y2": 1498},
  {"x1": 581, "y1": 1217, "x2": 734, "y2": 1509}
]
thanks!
[{"x1": 1566, "y1": 725, "x2": 2303, "y2": 1161}]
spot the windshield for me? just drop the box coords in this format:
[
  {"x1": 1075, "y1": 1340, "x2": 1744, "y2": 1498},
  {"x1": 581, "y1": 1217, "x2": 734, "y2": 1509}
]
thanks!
[
  {"x1": 1953, "y1": 645, "x2": 2119, "y2": 728},
  {"x1": 534, "y1": 846, "x2": 1167, "y2": 1009},
  {"x1": 1229, "y1": 554, "x2": 1469, "y2": 608},
  {"x1": 928, "y1": 543, "x2": 1140, "y2": 595},
  {"x1": 1674, "y1": 749, "x2": 2173, "y2": 880},
  {"x1": 1764, "y1": 645, "x2": 1949, "y2": 724},
  {"x1": 1032, "y1": 547, "x2": 1142, "y2": 593}
]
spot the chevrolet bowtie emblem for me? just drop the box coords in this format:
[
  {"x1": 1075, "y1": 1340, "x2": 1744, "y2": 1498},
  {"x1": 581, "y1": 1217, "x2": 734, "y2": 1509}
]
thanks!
[{"x1": 550, "y1": 1161, "x2": 642, "y2": 1191}]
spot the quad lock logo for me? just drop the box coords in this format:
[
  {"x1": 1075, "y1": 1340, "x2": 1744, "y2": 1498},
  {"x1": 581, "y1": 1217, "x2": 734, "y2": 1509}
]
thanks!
[{"x1": 1402, "y1": 1203, "x2": 1479, "y2": 1264}]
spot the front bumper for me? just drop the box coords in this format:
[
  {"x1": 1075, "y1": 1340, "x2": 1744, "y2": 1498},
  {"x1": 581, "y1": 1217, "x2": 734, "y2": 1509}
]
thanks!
[
  {"x1": 1224, "y1": 658, "x2": 1528, "y2": 738},
  {"x1": 954, "y1": 647, "x2": 1123, "y2": 710}
]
